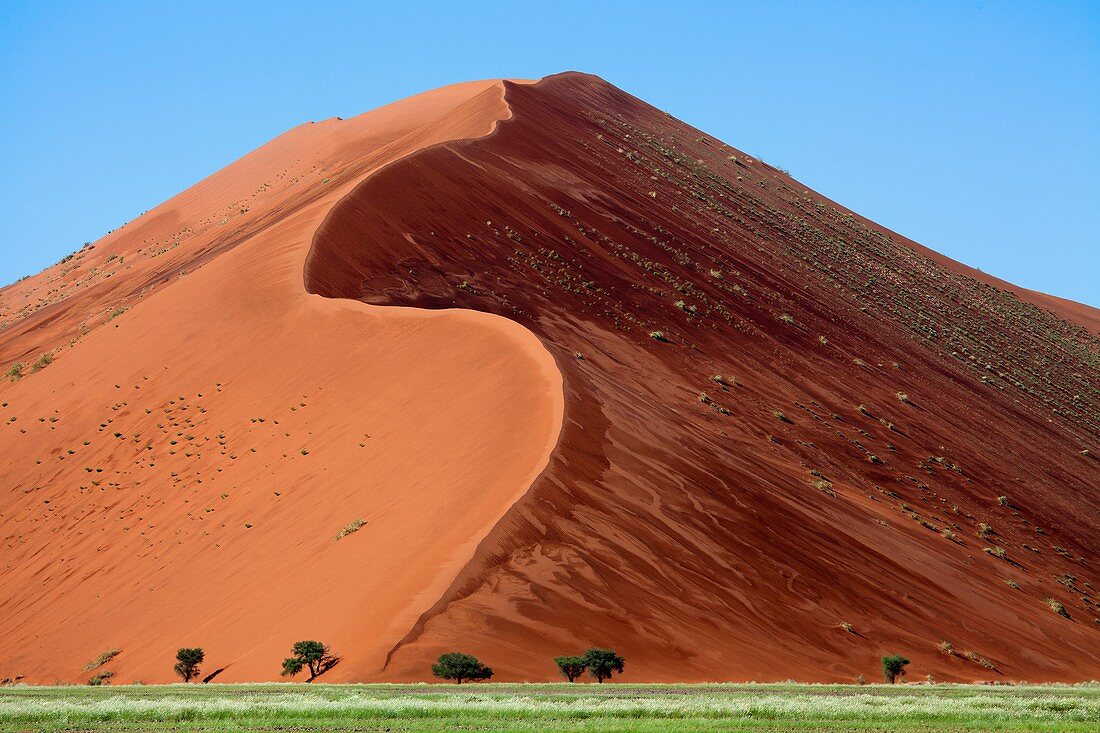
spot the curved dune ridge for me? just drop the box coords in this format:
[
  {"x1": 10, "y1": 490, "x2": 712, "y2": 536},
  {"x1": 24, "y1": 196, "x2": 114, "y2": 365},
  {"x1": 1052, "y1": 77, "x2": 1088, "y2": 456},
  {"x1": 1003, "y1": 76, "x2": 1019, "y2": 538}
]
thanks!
[
  {"x1": 1, "y1": 72, "x2": 1098, "y2": 686},
  {"x1": 306, "y1": 73, "x2": 1099, "y2": 682},
  {"x1": 0, "y1": 78, "x2": 562, "y2": 684}
]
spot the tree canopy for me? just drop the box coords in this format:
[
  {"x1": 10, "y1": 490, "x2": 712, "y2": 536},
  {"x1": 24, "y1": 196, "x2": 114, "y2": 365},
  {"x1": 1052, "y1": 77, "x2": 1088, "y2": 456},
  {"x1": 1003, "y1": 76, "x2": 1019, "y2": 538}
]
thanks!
[
  {"x1": 281, "y1": 640, "x2": 340, "y2": 682},
  {"x1": 881, "y1": 654, "x2": 910, "y2": 684},
  {"x1": 431, "y1": 652, "x2": 493, "y2": 684},
  {"x1": 582, "y1": 648, "x2": 625, "y2": 683},
  {"x1": 553, "y1": 655, "x2": 588, "y2": 683},
  {"x1": 173, "y1": 647, "x2": 204, "y2": 683}
]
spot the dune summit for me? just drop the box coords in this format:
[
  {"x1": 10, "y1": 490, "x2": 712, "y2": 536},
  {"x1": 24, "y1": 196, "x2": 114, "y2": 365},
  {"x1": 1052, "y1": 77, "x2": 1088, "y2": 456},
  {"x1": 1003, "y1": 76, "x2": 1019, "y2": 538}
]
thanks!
[{"x1": 1, "y1": 72, "x2": 1097, "y2": 685}]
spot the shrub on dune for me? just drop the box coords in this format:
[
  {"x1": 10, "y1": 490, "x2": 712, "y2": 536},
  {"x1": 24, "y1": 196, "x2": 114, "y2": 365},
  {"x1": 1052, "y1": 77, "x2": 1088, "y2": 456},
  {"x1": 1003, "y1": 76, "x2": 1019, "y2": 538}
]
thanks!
[
  {"x1": 1045, "y1": 597, "x2": 1070, "y2": 619},
  {"x1": 86, "y1": 671, "x2": 113, "y2": 686},
  {"x1": 281, "y1": 640, "x2": 340, "y2": 682},
  {"x1": 881, "y1": 654, "x2": 910, "y2": 684},
  {"x1": 30, "y1": 352, "x2": 53, "y2": 373},
  {"x1": 83, "y1": 648, "x2": 121, "y2": 672},
  {"x1": 174, "y1": 647, "x2": 204, "y2": 683}
]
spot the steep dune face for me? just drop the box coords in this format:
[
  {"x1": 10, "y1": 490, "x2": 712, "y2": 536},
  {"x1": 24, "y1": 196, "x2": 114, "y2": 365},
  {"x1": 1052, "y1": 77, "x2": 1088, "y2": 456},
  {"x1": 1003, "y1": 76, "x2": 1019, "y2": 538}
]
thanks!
[
  {"x1": 0, "y1": 80, "x2": 562, "y2": 684},
  {"x1": 308, "y1": 73, "x2": 1099, "y2": 682},
  {"x1": 1, "y1": 71, "x2": 1096, "y2": 686}
]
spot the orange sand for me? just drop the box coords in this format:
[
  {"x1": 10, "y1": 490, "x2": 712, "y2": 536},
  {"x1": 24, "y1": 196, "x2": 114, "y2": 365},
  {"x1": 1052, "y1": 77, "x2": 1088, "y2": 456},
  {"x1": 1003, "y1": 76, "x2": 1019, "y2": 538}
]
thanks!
[
  {"x1": 1, "y1": 73, "x2": 1097, "y2": 686},
  {"x1": 0, "y1": 79, "x2": 561, "y2": 683}
]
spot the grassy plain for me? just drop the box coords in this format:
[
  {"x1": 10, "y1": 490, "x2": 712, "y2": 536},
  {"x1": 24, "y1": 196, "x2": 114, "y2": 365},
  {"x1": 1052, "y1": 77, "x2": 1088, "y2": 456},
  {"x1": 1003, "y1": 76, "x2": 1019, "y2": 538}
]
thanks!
[{"x1": 1, "y1": 682, "x2": 1097, "y2": 732}]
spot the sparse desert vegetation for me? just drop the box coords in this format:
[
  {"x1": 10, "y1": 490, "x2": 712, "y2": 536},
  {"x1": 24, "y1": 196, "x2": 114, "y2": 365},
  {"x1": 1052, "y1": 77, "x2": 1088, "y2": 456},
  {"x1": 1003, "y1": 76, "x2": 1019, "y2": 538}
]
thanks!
[
  {"x1": 82, "y1": 649, "x2": 120, "y2": 672},
  {"x1": 29, "y1": 352, "x2": 53, "y2": 373},
  {"x1": 334, "y1": 518, "x2": 365, "y2": 540},
  {"x1": 281, "y1": 641, "x2": 340, "y2": 682},
  {"x1": 881, "y1": 654, "x2": 910, "y2": 684},
  {"x1": 84, "y1": 671, "x2": 113, "y2": 687},
  {"x1": 173, "y1": 647, "x2": 204, "y2": 683}
]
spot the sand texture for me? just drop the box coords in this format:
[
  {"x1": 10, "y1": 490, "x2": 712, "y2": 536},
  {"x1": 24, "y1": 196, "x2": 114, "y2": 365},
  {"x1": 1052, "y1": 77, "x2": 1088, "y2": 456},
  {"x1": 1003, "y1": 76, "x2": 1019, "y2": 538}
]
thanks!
[{"x1": 1, "y1": 73, "x2": 1097, "y2": 684}]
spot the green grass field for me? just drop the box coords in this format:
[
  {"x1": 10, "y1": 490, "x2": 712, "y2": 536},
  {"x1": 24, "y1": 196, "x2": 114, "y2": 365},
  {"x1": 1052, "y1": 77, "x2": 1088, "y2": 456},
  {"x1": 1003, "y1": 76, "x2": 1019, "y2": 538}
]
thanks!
[{"x1": 1, "y1": 683, "x2": 1097, "y2": 732}]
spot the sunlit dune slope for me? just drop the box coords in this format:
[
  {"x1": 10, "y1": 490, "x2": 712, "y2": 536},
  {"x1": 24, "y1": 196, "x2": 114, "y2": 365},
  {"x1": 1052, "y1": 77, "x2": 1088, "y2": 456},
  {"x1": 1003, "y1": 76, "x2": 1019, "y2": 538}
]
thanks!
[{"x1": 0, "y1": 79, "x2": 561, "y2": 684}]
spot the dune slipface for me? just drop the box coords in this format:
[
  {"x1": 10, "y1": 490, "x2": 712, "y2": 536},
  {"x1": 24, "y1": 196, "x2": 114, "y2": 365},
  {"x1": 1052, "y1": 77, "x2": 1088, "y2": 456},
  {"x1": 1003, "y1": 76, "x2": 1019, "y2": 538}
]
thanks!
[{"x1": 1, "y1": 73, "x2": 1098, "y2": 685}]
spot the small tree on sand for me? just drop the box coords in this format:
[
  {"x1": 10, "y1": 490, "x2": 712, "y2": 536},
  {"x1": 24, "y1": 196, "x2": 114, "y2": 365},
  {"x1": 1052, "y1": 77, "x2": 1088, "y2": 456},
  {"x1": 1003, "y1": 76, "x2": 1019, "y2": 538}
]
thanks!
[
  {"x1": 882, "y1": 654, "x2": 910, "y2": 684},
  {"x1": 582, "y1": 648, "x2": 625, "y2": 683},
  {"x1": 554, "y1": 655, "x2": 588, "y2": 683},
  {"x1": 281, "y1": 640, "x2": 340, "y2": 682},
  {"x1": 174, "y1": 647, "x2": 204, "y2": 682},
  {"x1": 431, "y1": 652, "x2": 493, "y2": 684}
]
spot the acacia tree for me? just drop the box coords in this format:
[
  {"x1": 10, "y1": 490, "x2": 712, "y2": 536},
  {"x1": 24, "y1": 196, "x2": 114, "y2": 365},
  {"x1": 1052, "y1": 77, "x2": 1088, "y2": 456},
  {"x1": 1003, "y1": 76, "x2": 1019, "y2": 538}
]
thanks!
[
  {"x1": 582, "y1": 648, "x2": 625, "y2": 683},
  {"x1": 881, "y1": 654, "x2": 910, "y2": 684},
  {"x1": 174, "y1": 647, "x2": 204, "y2": 683},
  {"x1": 281, "y1": 640, "x2": 340, "y2": 682},
  {"x1": 431, "y1": 652, "x2": 493, "y2": 684},
  {"x1": 553, "y1": 655, "x2": 588, "y2": 683}
]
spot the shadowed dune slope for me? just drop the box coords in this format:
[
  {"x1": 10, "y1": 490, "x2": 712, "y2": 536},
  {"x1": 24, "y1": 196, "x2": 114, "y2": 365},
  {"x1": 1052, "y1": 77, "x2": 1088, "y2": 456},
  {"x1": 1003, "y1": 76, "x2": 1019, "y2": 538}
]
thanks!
[
  {"x1": 1, "y1": 72, "x2": 1097, "y2": 686},
  {"x1": 308, "y1": 73, "x2": 1100, "y2": 683},
  {"x1": 0, "y1": 79, "x2": 562, "y2": 684}
]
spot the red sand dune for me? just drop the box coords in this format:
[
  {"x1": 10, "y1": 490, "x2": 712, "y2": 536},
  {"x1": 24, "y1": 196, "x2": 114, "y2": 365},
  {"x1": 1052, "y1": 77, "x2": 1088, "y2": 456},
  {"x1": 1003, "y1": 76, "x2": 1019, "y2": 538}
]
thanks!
[{"x1": 1, "y1": 72, "x2": 1097, "y2": 685}]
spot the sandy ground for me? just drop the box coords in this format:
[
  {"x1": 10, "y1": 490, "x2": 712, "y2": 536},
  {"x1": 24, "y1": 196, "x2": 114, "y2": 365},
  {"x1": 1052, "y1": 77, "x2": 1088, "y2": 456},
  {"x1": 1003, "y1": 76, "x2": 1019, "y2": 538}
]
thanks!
[
  {"x1": 0, "y1": 79, "x2": 560, "y2": 684},
  {"x1": 1, "y1": 72, "x2": 1097, "y2": 685}
]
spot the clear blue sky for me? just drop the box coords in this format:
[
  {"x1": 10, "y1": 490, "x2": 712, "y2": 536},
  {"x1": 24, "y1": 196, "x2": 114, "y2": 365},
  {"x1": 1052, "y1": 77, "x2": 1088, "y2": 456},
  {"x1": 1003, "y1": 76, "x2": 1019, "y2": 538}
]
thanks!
[{"x1": 2, "y1": 1, "x2": 1097, "y2": 306}]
